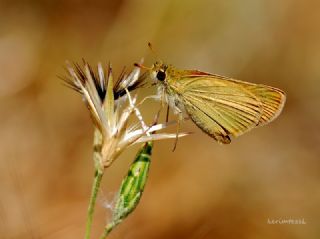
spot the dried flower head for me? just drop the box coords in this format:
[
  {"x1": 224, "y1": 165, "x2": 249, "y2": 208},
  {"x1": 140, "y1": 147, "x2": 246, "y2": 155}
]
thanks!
[{"x1": 63, "y1": 60, "x2": 188, "y2": 168}]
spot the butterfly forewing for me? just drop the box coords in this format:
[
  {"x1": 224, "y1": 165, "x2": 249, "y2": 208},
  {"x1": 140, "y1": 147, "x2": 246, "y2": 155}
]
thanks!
[{"x1": 169, "y1": 73, "x2": 285, "y2": 144}]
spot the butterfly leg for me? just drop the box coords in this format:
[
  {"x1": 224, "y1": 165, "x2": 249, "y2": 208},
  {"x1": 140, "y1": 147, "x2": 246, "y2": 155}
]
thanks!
[
  {"x1": 165, "y1": 105, "x2": 170, "y2": 123},
  {"x1": 172, "y1": 106, "x2": 183, "y2": 152},
  {"x1": 137, "y1": 95, "x2": 161, "y2": 106},
  {"x1": 154, "y1": 88, "x2": 167, "y2": 123}
]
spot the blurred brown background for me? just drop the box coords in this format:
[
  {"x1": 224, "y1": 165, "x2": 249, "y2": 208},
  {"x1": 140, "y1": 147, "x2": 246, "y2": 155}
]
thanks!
[{"x1": 1, "y1": 0, "x2": 320, "y2": 238}]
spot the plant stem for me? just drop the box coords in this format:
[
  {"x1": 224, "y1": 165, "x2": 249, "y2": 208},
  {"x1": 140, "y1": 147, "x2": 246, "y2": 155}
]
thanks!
[
  {"x1": 99, "y1": 223, "x2": 114, "y2": 239},
  {"x1": 85, "y1": 169, "x2": 104, "y2": 239}
]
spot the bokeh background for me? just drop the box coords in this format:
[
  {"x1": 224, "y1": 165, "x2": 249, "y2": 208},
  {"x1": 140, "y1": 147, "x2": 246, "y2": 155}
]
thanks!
[{"x1": 1, "y1": 0, "x2": 320, "y2": 238}]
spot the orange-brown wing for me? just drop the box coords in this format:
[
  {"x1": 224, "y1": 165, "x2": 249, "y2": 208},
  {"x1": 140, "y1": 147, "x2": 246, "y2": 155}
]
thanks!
[
  {"x1": 170, "y1": 71, "x2": 285, "y2": 143},
  {"x1": 234, "y1": 83, "x2": 286, "y2": 126},
  {"x1": 176, "y1": 70, "x2": 286, "y2": 127}
]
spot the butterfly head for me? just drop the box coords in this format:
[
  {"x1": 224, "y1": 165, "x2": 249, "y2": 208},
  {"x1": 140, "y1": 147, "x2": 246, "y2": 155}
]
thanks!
[
  {"x1": 151, "y1": 61, "x2": 179, "y2": 85},
  {"x1": 150, "y1": 61, "x2": 168, "y2": 82},
  {"x1": 134, "y1": 61, "x2": 175, "y2": 84}
]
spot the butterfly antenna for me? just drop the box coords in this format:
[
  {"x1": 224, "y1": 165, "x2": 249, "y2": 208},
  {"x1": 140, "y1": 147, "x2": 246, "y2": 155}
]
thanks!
[{"x1": 148, "y1": 42, "x2": 161, "y2": 61}]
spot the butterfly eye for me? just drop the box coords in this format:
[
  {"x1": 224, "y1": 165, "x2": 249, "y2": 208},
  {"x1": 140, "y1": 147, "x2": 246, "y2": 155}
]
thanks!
[{"x1": 156, "y1": 70, "x2": 166, "y2": 81}]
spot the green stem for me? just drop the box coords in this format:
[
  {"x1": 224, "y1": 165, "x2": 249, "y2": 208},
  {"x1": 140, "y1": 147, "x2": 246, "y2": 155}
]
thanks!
[
  {"x1": 99, "y1": 223, "x2": 114, "y2": 239},
  {"x1": 84, "y1": 169, "x2": 104, "y2": 239}
]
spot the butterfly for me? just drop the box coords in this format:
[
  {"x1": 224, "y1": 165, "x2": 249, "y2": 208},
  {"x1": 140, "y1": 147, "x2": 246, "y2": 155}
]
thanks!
[{"x1": 138, "y1": 61, "x2": 286, "y2": 144}]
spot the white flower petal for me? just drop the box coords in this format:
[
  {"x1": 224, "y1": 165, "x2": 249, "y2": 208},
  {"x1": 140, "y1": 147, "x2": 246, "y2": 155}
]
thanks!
[
  {"x1": 135, "y1": 132, "x2": 191, "y2": 143},
  {"x1": 127, "y1": 120, "x2": 181, "y2": 137},
  {"x1": 119, "y1": 59, "x2": 143, "y2": 90},
  {"x1": 97, "y1": 63, "x2": 105, "y2": 91},
  {"x1": 114, "y1": 105, "x2": 134, "y2": 136}
]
